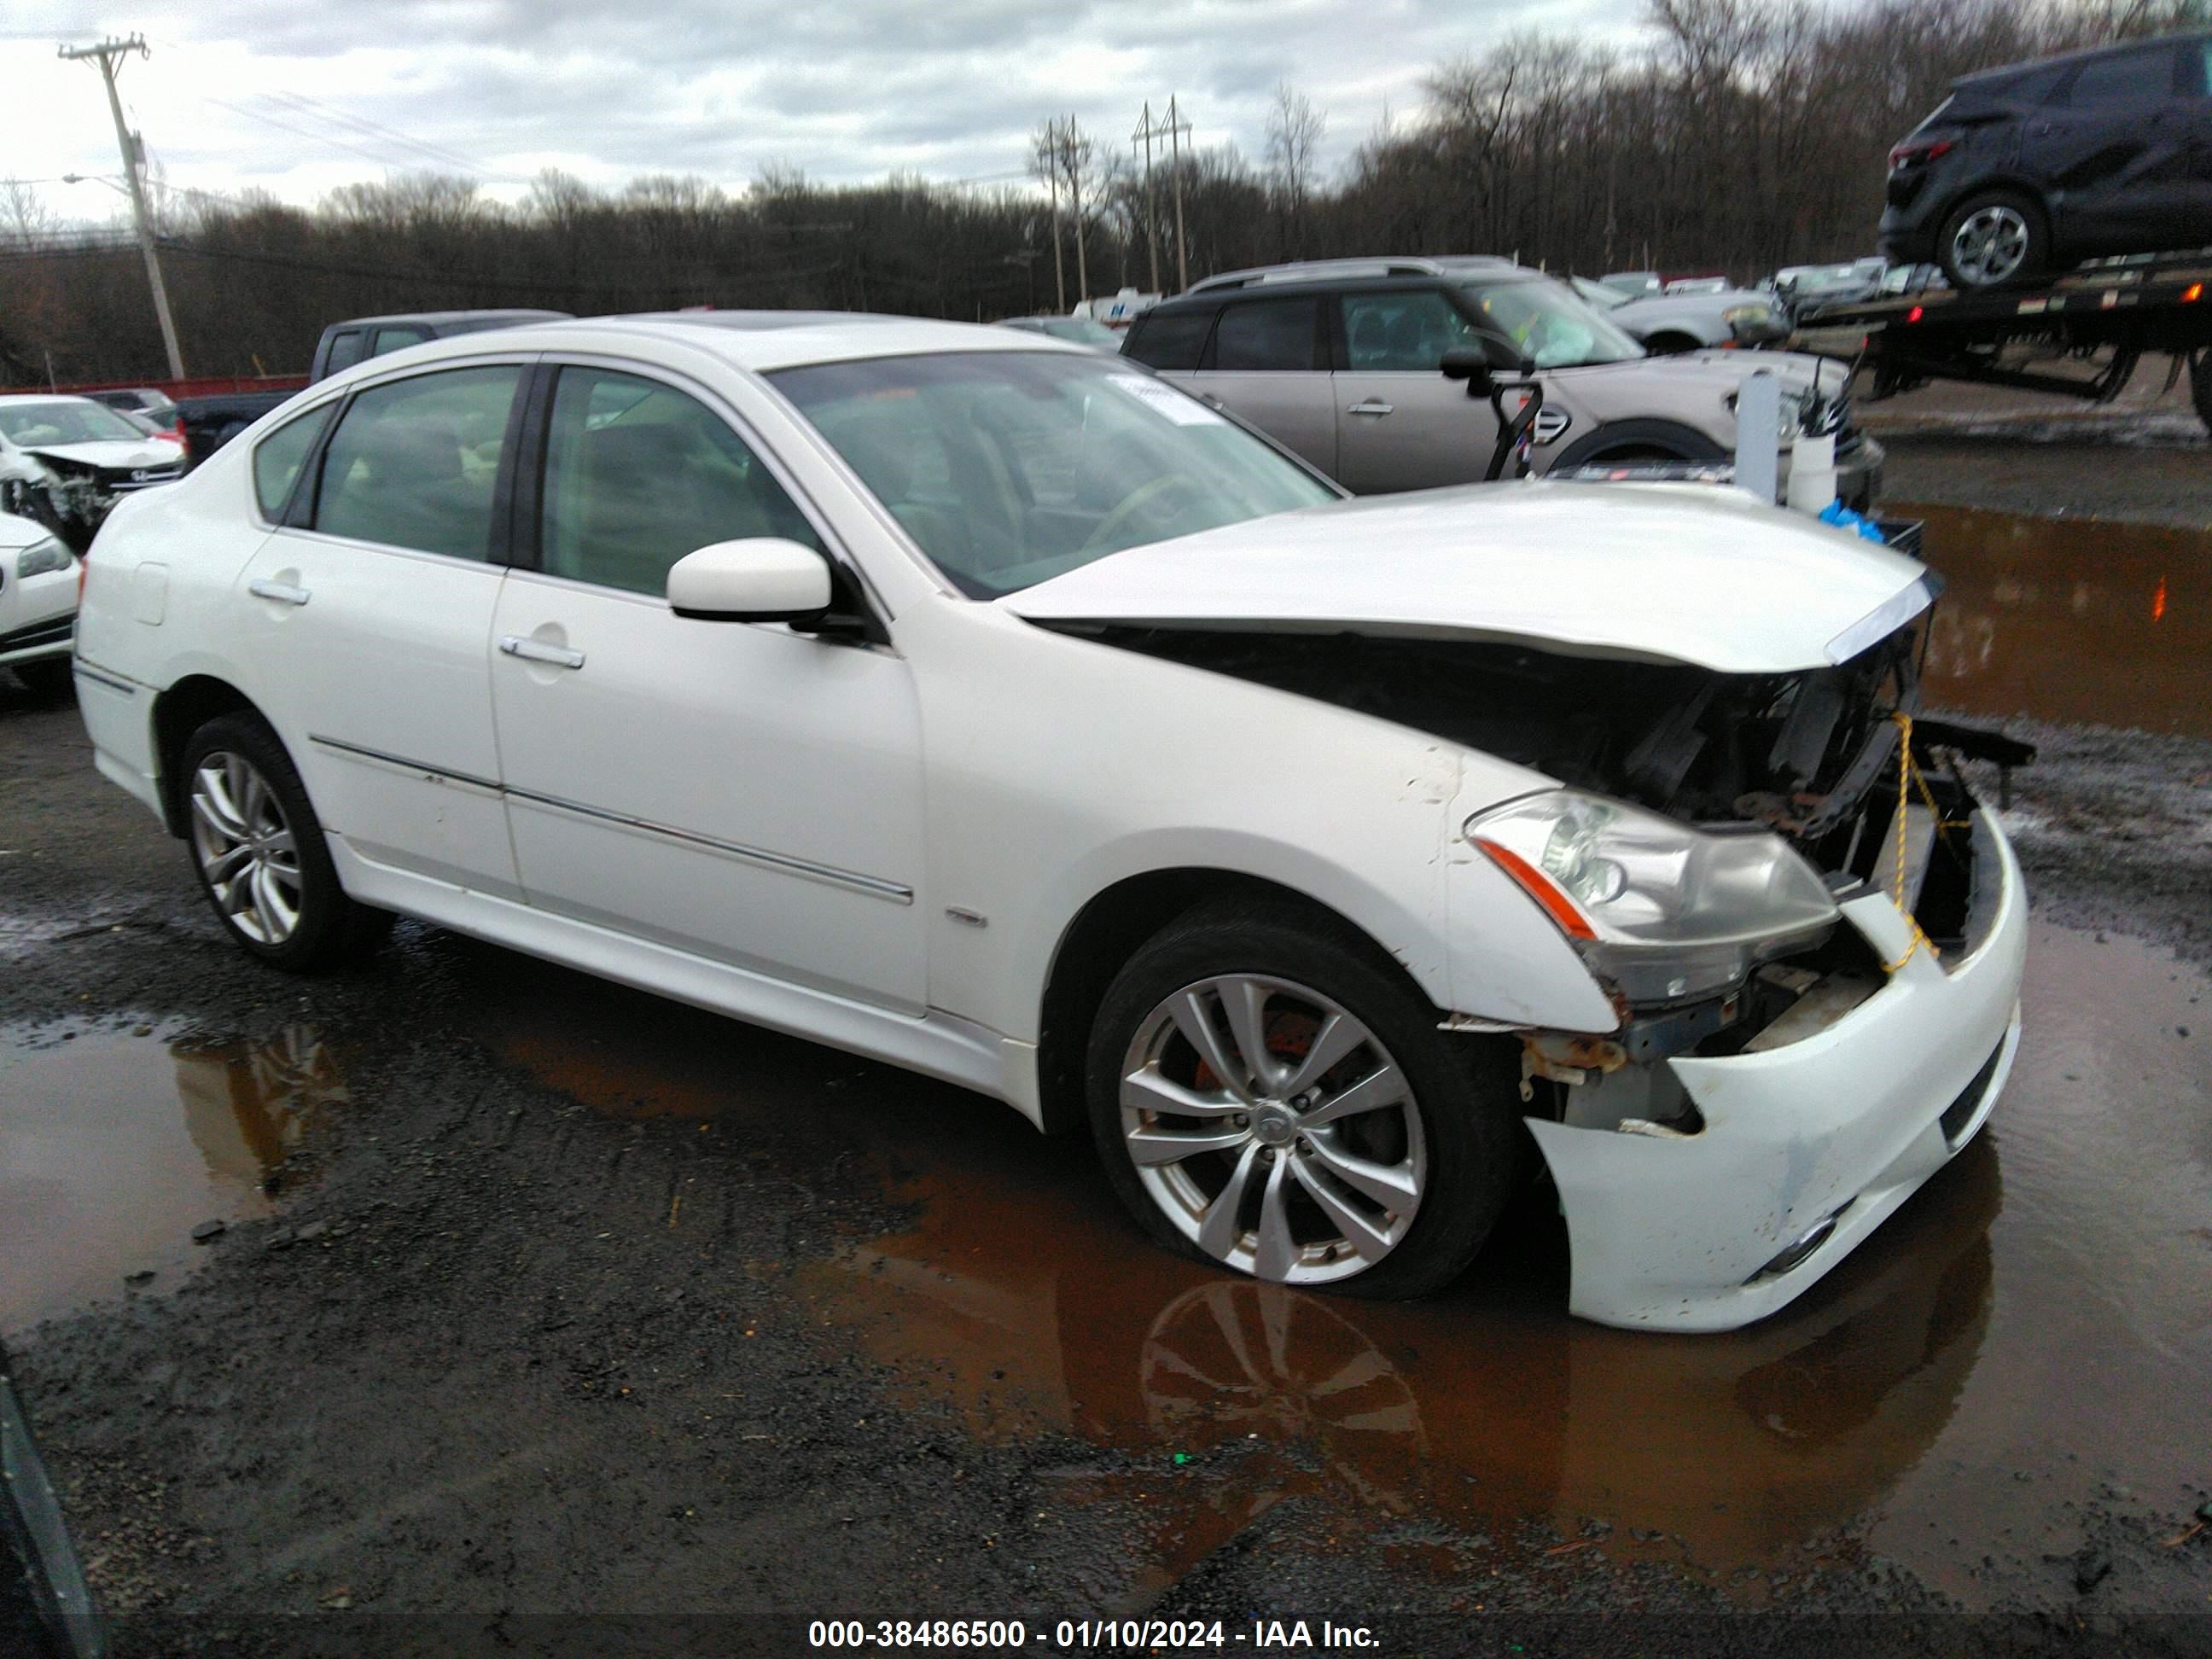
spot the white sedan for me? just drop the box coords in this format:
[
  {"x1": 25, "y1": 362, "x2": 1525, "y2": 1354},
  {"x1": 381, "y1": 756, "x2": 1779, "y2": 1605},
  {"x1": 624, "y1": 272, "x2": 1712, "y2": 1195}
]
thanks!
[
  {"x1": 71, "y1": 315, "x2": 2026, "y2": 1330},
  {"x1": 1, "y1": 509, "x2": 78, "y2": 694}
]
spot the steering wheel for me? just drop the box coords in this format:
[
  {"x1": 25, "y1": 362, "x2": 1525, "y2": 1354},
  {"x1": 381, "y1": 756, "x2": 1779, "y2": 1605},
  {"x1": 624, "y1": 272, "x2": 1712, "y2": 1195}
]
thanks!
[{"x1": 1080, "y1": 474, "x2": 1204, "y2": 553}]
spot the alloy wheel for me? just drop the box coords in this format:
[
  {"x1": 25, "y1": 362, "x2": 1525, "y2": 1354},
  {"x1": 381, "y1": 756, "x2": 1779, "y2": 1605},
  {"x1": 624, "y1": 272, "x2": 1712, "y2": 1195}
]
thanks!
[
  {"x1": 189, "y1": 750, "x2": 304, "y2": 946},
  {"x1": 1119, "y1": 974, "x2": 1426, "y2": 1286},
  {"x1": 1950, "y1": 205, "x2": 2029, "y2": 286}
]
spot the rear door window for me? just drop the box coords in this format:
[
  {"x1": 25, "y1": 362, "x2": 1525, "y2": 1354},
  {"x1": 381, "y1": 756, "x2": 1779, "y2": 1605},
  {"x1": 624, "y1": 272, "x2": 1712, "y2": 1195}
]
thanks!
[
  {"x1": 310, "y1": 364, "x2": 523, "y2": 560},
  {"x1": 320, "y1": 329, "x2": 368, "y2": 375},
  {"x1": 1209, "y1": 299, "x2": 1322, "y2": 370},
  {"x1": 370, "y1": 325, "x2": 433, "y2": 358},
  {"x1": 1123, "y1": 310, "x2": 1214, "y2": 370},
  {"x1": 2061, "y1": 44, "x2": 2181, "y2": 108}
]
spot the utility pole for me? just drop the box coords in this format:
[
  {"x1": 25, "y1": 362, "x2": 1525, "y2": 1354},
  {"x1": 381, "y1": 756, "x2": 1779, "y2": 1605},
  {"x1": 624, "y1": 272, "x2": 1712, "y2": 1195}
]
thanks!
[
  {"x1": 1132, "y1": 102, "x2": 1161, "y2": 293},
  {"x1": 1046, "y1": 119, "x2": 1065, "y2": 312},
  {"x1": 1166, "y1": 96, "x2": 1192, "y2": 294},
  {"x1": 1064, "y1": 114, "x2": 1088, "y2": 309},
  {"x1": 61, "y1": 34, "x2": 184, "y2": 378}
]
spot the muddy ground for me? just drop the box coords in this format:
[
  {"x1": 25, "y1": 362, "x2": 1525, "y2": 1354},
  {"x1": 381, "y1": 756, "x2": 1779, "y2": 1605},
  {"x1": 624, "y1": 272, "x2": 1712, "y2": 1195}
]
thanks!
[{"x1": 3, "y1": 409, "x2": 2210, "y2": 1658}]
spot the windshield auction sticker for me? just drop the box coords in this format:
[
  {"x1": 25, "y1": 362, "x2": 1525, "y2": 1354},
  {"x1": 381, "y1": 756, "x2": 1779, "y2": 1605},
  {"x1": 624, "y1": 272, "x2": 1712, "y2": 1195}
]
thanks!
[{"x1": 1106, "y1": 374, "x2": 1227, "y2": 426}]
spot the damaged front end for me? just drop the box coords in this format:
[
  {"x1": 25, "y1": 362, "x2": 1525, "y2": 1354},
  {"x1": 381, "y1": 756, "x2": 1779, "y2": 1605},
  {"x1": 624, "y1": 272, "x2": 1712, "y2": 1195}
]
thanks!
[
  {"x1": 1088, "y1": 613, "x2": 2033, "y2": 1328},
  {"x1": 5, "y1": 450, "x2": 182, "y2": 547}
]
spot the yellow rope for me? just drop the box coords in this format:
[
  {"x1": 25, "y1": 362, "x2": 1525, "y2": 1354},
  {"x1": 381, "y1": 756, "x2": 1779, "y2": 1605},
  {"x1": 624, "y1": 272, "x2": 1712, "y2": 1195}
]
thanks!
[{"x1": 1883, "y1": 712, "x2": 1941, "y2": 972}]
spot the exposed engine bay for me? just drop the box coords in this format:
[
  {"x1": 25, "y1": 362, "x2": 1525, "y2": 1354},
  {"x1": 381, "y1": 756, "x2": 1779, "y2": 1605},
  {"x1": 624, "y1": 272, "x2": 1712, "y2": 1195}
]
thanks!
[
  {"x1": 1074, "y1": 620, "x2": 2034, "y2": 1134},
  {"x1": 2, "y1": 451, "x2": 182, "y2": 549}
]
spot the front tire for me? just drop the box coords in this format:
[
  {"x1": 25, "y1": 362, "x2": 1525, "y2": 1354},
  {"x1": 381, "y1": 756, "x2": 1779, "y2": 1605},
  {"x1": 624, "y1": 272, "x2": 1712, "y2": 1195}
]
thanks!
[
  {"x1": 180, "y1": 713, "x2": 390, "y2": 970},
  {"x1": 1937, "y1": 190, "x2": 2047, "y2": 288},
  {"x1": 1085, "y1": 899, "x2": 1519, "y2": 1300}
]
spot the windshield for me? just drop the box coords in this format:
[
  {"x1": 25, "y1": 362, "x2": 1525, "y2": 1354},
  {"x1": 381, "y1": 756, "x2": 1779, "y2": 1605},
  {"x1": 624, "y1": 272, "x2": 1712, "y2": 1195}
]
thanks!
[
  {"x1": 1456, "y1": 277, "x2": 1644, "y2": 369},
  {"x1": 0, "y1": 399, "x2": 150, "y2": 446},
  {"x1": 771, "y1": 351, "x2": 1337, "y2": 598},
  {"x1": 1569, "y1": 276, "x2": 1630, "y2": 310}
]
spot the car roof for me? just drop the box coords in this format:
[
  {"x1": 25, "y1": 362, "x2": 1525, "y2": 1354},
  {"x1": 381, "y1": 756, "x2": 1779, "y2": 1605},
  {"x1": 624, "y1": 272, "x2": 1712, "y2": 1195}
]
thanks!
[
  {"x1": 1954, "y1": 29, "x2": 2209, "y2": 89},
  {"x1": 328, "y1": 309, "x2": 573, "y2": 329},
  {"x1": 312, "y1": 311, "x2": 1093, "y2": 380},
  {"x1": 1153, "y1": 260, "x2": 1540, "y2": 312}
]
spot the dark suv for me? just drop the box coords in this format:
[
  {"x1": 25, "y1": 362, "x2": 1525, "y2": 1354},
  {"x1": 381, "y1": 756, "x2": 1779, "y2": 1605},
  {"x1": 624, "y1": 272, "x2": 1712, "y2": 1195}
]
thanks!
[{"x1": 1881, "y1": 32, "x2": 2212, "y2": 288}]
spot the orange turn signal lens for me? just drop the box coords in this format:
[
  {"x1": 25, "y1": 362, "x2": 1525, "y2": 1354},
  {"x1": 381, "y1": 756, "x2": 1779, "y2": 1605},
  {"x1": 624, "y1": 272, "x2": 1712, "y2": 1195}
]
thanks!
[{"x1": 1475, "y1": 838, "x2": 1597, "y2": 940}]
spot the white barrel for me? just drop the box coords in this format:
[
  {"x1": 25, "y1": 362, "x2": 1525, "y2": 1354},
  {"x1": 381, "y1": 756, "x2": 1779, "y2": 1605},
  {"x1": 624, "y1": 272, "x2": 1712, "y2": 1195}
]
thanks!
[{"x1": 1785, "y1": 429, "x2": 1838, "y2": 515}]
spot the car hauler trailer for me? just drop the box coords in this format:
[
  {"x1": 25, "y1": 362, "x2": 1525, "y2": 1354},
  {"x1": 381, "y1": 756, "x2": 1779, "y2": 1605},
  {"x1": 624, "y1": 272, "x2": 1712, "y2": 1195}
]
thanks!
[{"x1": 1794, "y1": 253, "x2": 2212, "y2": 434}]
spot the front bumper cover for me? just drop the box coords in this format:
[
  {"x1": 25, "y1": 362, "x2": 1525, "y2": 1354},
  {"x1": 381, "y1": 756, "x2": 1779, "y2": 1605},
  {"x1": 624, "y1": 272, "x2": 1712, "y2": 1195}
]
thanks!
[{"x1": 1527, "y1": 807, "x2": 2028, "y2": 1332}]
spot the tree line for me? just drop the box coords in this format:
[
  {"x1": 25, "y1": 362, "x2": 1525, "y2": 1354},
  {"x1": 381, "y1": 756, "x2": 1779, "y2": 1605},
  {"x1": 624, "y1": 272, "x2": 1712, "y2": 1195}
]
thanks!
[{"x1": 1, "y1": 0, "x2": 2200, "y2": 384}]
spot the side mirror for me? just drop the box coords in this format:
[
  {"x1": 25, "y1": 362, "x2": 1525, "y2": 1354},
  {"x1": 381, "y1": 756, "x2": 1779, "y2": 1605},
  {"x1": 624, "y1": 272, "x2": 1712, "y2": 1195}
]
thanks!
[
  {"x1": 667, "y1": 538, "x2": 831, "y2": 623},
  {"x1": 1441, "y1": 337, "x2": 1534, "y2": 395}
]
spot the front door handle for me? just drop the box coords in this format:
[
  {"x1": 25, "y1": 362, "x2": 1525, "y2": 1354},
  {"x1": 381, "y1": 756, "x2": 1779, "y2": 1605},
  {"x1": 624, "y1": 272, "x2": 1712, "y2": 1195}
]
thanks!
[
  {"x1": 500, "y1": 635, "x2": 585, "y2": 670},
  {"x1": 247, "y1": 579, "x2": 310, "y2": 607},
  {"x1": 1347, "y1": 399, "x2": 1395, "y2": 418}
]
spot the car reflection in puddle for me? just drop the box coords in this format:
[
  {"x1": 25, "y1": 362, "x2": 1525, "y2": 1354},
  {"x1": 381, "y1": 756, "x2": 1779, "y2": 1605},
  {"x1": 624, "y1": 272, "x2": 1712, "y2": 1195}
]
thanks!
[
  {"x1": 799, "y1": 1121, "x2": 1997, "y2": 1589},
  {"x1": 478, "y1": 940, "x2": 2001, "y2": 1590},
  {"x1": 0, "y1": 1021, "x2": 346, "y2": 1327}
]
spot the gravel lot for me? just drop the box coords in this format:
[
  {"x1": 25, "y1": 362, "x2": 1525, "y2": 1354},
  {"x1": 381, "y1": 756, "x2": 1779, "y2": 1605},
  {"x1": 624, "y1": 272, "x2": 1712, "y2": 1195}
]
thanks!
[{"x1": 3, "y1": 406, "x2": 2209, "y2": 1656}]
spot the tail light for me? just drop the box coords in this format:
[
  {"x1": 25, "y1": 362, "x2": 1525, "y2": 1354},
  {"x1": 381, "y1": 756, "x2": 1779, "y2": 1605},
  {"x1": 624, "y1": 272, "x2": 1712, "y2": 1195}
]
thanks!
[
  {"x1": 1888, "y1": 138, "x2": 1953, "y2": 171},
  {"x1": 78, "y1": 545, "x2": 90, "y2": 605}
]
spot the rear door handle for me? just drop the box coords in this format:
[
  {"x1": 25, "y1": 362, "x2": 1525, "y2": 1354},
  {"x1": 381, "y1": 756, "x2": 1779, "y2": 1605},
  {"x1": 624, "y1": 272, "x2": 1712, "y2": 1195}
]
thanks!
[
  {"x1": 500, "y1": 634, "x2": 585, "y2": 670},
  {"x1": 247, "y1": 579, "x2": 310, "y2": 607},
  {"x1": 1347, "y1": 399, "x2": 1395, "y2": 418}
]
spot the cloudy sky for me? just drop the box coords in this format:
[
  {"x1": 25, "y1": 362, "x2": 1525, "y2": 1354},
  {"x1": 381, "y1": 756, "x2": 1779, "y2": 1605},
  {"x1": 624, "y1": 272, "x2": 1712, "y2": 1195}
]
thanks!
[{"x1": 8, "y1": 0, "x2": 1641, "y2": 221}]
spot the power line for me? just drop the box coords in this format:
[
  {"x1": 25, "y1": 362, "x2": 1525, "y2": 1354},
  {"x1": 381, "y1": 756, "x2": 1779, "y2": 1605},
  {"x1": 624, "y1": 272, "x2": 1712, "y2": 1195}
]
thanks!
[{"x1": 258, "y1": 90, "x2": 527, "y2": 183}]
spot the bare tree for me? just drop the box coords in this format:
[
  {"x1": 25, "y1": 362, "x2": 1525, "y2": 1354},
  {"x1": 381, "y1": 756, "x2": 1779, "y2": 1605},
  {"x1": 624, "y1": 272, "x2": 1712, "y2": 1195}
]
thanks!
[
  {"x1": 1263, "y1": 82, "x2": 1326, "y2": 257},
  {"x1": 0, "y1": 178, "x2": 58, "y2": 247}
]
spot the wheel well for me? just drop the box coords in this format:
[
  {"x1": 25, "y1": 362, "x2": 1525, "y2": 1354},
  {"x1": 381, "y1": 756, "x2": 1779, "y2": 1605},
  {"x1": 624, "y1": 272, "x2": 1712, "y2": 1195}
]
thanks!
[
  {"x1": 1033, "y1": 869, "x2": 1420, "y2": 1138},
  {"x1": 1551, "y1": 418, "x2": 1727, "y2": 470},
  {"x1": 1640, "y1": 331, "x2": 1703, "y2": 356},
  {"x1": 151, "y1": 675, "x2": 262, "y2": 836}
]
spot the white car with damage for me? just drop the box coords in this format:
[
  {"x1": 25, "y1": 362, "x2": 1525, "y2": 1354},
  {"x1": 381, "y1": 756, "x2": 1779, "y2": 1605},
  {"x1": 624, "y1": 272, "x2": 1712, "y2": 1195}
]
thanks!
[
  {"x1": 1, "y1": 509, "x2": 79, "y2": 694},
  {"x1": 0, "y1": 394, "x2": 187, "y2": 544},
  {"x1": 70, "y1": 314, "x2": 2027, "y2": 1330}
]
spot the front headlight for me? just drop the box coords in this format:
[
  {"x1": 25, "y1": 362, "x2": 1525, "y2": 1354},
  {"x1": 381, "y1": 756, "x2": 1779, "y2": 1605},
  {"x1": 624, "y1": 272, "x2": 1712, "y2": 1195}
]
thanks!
[
  {"x1": 16, "y1": 537, "x2": 72, "y2": 579},
  {"x1": 1720, "y1": 303, "x2": 1772, "y2": 328},
  {"x1": 1467, "y1": 789, "x2": 1838, "y2": 1004}
]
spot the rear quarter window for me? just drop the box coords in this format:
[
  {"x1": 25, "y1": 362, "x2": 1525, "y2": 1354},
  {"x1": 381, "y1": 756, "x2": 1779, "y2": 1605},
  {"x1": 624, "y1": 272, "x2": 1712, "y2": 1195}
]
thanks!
[
  {"x1": 251, "y1": 402, "x2": 336, "y2": 521},
  {"x1": 1122, "y1": 309, "x2": 1214, "y2": 371}
]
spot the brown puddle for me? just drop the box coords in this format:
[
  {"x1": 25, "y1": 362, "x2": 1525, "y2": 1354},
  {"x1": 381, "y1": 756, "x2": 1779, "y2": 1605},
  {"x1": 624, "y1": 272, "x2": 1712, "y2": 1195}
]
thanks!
[
  {"x1": 0, "y1": 1022, "x2": 347, "y2": 1328},
  {"x1": 483, "y1": 920, "x2": 2210, "y2": 1602},
  {"x1": 1901, "y1": 501, "x2": 2210, "y2": 737}
]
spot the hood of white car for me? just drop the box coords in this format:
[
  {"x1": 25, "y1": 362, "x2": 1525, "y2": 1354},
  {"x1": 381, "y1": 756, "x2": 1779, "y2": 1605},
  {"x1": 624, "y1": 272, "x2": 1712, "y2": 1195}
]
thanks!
[
  {"x1": 1004, "y1": 481, "x2": 1934, "y2": 674},
  {"x1": 20, "y1": 439, "x2": 183, "y2": 471}
]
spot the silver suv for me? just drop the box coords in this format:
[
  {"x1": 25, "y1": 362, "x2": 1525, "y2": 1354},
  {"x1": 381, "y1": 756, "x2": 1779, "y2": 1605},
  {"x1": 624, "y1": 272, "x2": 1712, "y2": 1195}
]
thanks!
[{"x1": 1120, "y1": 257, "x2": 1882, "y2": 509}]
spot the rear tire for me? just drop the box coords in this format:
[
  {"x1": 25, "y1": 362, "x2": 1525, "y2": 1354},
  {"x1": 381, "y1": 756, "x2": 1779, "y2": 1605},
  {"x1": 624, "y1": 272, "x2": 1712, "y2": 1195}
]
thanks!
[
  {"x1": 1085, "y1": 898, "x2": 1519, "y2": 1300},
  {"x1": 2190, "y1": 348, "x2": 2212, "y2": 439},
  {"x1": 180, "y1": 713, "x2": 391, "y2": 970},
  {"x1": 1936, "y1": 189, "x2": 2047, "y2": 288}
]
